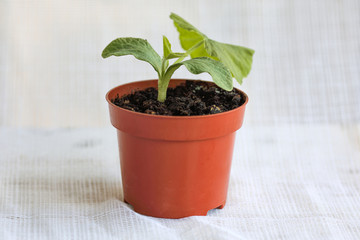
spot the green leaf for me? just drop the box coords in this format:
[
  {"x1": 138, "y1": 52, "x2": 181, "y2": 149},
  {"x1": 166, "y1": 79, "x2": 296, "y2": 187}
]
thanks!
[
  {"x1": 170, "y1": 13, "x2": 203, "y2": 34},
  {"x1": 171, "y1": 13, "x2": 214, "y2": 59},
  {"x1": 158, "y1": 57, "x2": 233, "y2": 101},
  {"x1": 180, "y1": 57, "x2": 233, "y2": 91},
  {"x1": 205, "y1": 39, "x2": 254, "y2": 84},
  {"x1": 163, "y1": 36, "x2": 171, "y2": 58},
  {"x1": 162, "y1": 35, "x2": 186, "y2": 62},
  {"x1": 173, "y1": 23, "x2": 214, "y2": 59},
  {"x1": 102, "y1": 37, "x2": 162, "y2": 74},
  {"x1": 171, "y1": 13, "x2": 255, "y2": 84},
  {"x1": 162, "y1": 35, "x2": 186, "y2": 60}
]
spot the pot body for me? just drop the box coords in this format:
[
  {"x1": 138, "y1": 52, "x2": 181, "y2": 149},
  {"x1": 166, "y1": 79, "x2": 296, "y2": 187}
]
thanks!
[{"x1": 106, "y1": 79, "x2": 248, "y2": 218}]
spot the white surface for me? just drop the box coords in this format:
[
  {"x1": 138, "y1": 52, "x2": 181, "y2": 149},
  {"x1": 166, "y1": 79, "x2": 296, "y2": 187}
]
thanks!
[
  {"x1": 0, "y1": 126, "x2": 359, "y2": 239},
  {"x1": 0, "y1": 0, "x2": 359, "y2": 127}
]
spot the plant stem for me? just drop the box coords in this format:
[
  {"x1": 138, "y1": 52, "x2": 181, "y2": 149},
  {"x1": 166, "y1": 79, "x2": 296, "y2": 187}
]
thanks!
[{"x1": 157, "y1": 84, "x2": 167, "y2": 102}]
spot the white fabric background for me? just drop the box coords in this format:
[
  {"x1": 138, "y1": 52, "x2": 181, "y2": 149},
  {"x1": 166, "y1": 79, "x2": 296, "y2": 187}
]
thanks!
[
  {"x1": 0, "y1": 0, "x2": 359, "y2": 126},
  {"x1": 0, "y1": 0, "x2": 359, "y2": 239}
]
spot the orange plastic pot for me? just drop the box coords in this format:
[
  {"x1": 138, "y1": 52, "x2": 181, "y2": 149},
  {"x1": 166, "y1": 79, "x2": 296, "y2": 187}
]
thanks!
[{"x1": 106, "y1": 79, "x2": 248, "y2": 218}]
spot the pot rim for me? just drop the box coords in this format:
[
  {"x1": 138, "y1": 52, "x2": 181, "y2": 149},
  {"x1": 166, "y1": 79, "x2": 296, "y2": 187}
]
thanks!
[{"x1": 105, "y1": 79, "x2": 249, "y2": 119}]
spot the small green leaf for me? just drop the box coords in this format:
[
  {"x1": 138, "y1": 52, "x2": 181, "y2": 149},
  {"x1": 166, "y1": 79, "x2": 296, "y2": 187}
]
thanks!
[
  {"x1": 102, "y1": 37, "x2": 162, "y2": 74},
  {"x1": 162, "y1": 36, "x2": 186, "y2": 60},
  {"x1": 163, "y1": 36, "x2": 172, "y2": 58},
  {"x1": 205, "y1": 39, "x2": 254, "y2": 84}
]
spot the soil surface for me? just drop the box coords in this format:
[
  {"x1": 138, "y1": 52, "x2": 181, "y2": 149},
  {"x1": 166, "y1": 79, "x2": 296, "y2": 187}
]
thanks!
[{"x1": 111, "y1": 80, "x2": 245, "y2": 116}]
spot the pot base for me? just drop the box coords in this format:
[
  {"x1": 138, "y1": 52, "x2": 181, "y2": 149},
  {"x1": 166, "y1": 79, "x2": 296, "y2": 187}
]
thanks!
[{"x1": 124, "y1": 199, "x2": 226, "y2": 218}]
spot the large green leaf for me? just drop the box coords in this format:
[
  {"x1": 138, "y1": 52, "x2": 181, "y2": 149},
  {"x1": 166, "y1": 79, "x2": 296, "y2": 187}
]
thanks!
[
  {"x1": 205, "y1": 39, "x2": 254, "y2": 84},
  {"x1": 173, "y1": 22, "x2": 214, "y2": 59},
  {"x1": 102, "y1": 37, "x2": 162, "y2": 74},
  {"x1": 170, "y1": 13, "x2": 254, "y2": 85},
  {"x1": 171, "y1": 13, "x2": 214, "y2": 59}
]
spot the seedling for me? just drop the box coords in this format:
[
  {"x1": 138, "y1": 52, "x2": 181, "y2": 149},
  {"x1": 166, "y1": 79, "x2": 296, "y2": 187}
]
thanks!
[{"x1": 102, "y1": 13, "x2": 254, "y2": 102}]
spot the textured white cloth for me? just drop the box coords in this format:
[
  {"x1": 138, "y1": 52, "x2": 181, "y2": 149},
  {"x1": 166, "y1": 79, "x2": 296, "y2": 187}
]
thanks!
[{"x1": 0, "y1": 126, "x2": 359, "y2": 239}]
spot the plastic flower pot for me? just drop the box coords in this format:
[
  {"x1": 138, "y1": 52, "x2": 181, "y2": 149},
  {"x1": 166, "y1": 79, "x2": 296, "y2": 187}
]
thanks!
[{"x1": 106, "y1": 79, "x2": 248, "y2": 219}]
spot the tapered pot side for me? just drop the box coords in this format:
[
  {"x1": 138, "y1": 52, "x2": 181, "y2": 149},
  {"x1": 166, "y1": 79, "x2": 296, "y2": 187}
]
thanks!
[{"x1": 106, "y1": 79, "x2": 248, "y2": 218}]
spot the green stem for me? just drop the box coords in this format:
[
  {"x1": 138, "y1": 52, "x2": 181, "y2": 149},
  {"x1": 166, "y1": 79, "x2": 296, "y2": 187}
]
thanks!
[
  {"x1": 157, "y1": 81, "x2": 167, "y2": 102},
  {"x1": 160, "y1": 58, "x2": 168, "y2": 76},
  {"x1": 157, "y1": 59, "x2": 168, "y2": 102}
]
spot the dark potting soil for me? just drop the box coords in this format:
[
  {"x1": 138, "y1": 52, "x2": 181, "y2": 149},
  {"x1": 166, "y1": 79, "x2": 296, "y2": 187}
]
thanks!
[{"x1": 111, "y1": 80, "x2": 246, "y2": 116}]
